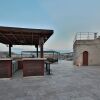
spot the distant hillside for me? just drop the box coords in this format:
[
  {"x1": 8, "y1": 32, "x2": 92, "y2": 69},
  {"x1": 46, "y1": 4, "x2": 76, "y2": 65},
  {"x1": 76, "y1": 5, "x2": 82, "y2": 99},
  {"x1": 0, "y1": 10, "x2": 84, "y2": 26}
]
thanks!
[
  {"x1": 0, "y1": 51, "x2": 17, "y2": 57},
  {"x1": 56, "y1": 50, "x2": 73, "y2": 53}
]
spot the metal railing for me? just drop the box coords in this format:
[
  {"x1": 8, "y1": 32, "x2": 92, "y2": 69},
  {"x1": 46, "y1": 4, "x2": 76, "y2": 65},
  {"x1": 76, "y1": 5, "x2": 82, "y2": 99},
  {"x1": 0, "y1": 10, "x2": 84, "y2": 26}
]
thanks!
[{"x1": 73, "y1": 32, "x2": 100, "y2": 43}]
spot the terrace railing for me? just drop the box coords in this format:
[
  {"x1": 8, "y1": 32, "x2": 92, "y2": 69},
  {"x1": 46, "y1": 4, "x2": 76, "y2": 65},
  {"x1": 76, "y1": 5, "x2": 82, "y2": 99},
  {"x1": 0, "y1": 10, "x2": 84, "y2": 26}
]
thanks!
[{"x1": 73, "y1": 32, "x2": 100, "y2": 44}]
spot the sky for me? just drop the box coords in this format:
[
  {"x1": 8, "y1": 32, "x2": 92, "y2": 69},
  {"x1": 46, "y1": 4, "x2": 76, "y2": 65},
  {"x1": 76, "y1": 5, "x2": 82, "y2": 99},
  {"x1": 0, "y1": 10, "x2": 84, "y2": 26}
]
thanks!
[{"x1": 0, "y1": 0, "x2": 100, "y2": 53}]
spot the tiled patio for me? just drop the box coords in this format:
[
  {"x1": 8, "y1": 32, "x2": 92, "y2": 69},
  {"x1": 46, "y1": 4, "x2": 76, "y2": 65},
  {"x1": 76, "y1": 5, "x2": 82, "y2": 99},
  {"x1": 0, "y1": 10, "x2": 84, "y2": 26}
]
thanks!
[{"x1": 0, "y1": 60, "x2": 100, "y2": 100}]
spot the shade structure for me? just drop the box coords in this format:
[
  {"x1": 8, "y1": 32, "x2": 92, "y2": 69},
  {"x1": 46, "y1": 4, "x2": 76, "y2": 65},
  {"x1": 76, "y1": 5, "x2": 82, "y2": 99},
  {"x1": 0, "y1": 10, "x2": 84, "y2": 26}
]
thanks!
[
  {"x1": 0, "y1": 26, "x2": 54, "y2": 58},
  {"x1": 0, "y1": 26, "x2": 54, "y2": 77},
  {"x1": 0, "y1": 26, "x2": 53, "y2": 45}
]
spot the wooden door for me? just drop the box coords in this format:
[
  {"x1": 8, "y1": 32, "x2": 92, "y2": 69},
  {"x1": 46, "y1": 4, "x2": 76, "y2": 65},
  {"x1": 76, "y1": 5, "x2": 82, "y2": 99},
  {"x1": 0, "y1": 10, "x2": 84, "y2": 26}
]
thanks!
[{"x1": 83, "y1": 51, "x2": 88, "y2": 66}]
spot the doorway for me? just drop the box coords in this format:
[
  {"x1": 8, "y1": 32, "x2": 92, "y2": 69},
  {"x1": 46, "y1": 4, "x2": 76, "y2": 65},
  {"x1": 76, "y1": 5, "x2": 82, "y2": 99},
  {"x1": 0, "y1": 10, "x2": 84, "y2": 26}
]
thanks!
[{"x1": 83, "y1": 51, "x2": 88, "y2": 66}]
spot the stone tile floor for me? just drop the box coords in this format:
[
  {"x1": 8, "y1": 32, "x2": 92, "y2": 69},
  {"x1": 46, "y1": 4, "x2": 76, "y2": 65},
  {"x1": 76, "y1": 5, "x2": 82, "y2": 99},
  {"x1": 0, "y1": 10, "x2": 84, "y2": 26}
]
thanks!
[{"x1": 0, "y1": 60, "x2": 100, "y2": 100}]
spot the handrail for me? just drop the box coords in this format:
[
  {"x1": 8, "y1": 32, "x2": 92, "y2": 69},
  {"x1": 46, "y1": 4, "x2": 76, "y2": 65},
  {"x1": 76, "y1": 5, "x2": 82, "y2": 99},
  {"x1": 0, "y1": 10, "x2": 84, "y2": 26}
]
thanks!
[{"x1": 73, "y1": 32, "x2": 100, "y2": 44}]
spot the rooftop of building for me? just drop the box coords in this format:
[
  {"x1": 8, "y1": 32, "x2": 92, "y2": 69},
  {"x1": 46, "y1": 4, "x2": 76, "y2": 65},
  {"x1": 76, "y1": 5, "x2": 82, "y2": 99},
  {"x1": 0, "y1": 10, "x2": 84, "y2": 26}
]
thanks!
[{"x1": 73, "y1": 32, "x2": 100, "y2": 46}]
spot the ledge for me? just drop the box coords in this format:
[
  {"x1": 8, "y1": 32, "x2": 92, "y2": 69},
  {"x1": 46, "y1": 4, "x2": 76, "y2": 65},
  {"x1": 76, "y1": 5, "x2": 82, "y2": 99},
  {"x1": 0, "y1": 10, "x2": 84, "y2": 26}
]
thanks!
[
  {"x1": 22, "y1": 58, "x2": 47, "y2": 61},
  {"x1": 0, "y1": 58, "x2": 12, "y2": 60}
]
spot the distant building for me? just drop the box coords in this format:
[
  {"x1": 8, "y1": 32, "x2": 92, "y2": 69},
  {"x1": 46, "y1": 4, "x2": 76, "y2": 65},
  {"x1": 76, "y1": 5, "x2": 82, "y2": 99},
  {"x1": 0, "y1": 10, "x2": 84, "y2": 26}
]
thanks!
[
  {"x1": 21, "y1": 51, "x2": 60, "y2": 60},
  {"x1": 66, "y1": 52, "x2": 74, "y2": 60},
  {"x1": 0, "y1": 52, "x2": 17, "y2": 58},
  {"x1": 73, "y1": 32, "x2": 100, "y2": 66},
  {"x1": 0, "y1": 52, "x2": 7, "y2": 58},
  {"x1": 60, "y1": 52, "x2": 73, "y2": 60}
]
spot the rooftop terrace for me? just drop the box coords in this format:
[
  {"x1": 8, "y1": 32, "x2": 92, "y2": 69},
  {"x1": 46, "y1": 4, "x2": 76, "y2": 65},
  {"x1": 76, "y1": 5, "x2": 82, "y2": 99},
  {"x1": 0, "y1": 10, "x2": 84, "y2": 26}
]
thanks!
[
  {"x1": 1, "y1": 60, "x2": 100, "y2": 100},
  {"x1": 74, "y1": 32, "x2": 100, "y2": 43}
]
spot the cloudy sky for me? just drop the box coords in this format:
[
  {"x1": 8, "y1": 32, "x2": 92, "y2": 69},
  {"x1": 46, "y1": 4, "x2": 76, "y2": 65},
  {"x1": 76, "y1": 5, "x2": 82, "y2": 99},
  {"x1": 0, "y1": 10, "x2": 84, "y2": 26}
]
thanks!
[{"x1": 0, "y1": 0, "x2": 100, "y2": 53}]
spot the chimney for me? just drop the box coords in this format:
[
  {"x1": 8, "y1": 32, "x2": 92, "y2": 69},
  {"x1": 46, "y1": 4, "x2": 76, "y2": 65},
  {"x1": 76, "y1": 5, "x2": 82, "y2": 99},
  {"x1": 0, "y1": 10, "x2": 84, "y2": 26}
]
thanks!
[{"x1": 94, "y1": 33, "x2": 97, "y2": 39}]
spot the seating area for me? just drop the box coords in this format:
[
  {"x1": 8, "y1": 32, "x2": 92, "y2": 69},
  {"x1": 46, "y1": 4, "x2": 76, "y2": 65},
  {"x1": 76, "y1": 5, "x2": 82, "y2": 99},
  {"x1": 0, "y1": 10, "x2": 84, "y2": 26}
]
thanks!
[{"x1": 0, "y1": 26, "x2": 53, "y2": 78}]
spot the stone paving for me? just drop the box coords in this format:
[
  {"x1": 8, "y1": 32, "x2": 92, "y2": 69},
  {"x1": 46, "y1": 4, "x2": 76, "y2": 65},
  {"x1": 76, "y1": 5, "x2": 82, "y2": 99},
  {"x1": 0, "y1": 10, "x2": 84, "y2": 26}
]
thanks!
[{"x1": 0, "y1": 60, "x2": 100, "y2": 100}]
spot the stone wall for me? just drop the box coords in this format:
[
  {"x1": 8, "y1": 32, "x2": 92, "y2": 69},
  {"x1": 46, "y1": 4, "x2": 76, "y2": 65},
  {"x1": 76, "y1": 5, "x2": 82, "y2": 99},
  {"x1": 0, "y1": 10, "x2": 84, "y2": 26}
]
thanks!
[{"x1": 73, "y1": 38, "x2": 100, "y2": 66}]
